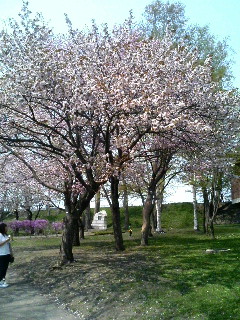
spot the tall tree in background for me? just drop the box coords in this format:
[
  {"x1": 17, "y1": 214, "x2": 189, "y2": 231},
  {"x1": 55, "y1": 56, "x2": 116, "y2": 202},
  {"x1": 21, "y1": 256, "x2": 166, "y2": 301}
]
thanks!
[
  {"x1": 143, "y1": 0, "x2": 234, "y2": 88},
  {"x1": 143, "y1": 0, "x2": 187, "y2": 41},
  {"x1": 183, "y1": 140, "x2": 237, "y2": 238},
  {"x1": 142, "y1": 1, "x2": 236, "y2": 234},
  {"x1": 185, "y1": 25, "x2": 233, "y2": 88}
]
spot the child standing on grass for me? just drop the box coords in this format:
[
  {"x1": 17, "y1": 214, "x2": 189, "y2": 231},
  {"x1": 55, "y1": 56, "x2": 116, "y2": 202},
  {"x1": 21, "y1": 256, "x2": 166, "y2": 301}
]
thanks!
[
  {"x1": 0, "y1": 223, "x2": 12, "y2": 288},
  {"x1": 128, "y1": 225, "x2": 133, "y2": 237}
]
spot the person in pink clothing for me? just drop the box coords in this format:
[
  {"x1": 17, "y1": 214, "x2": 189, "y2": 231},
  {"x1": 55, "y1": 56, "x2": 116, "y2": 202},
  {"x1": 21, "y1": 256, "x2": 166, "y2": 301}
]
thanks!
[{"x1": 0, "y1": 223, "x2": 11, "y2": 288}]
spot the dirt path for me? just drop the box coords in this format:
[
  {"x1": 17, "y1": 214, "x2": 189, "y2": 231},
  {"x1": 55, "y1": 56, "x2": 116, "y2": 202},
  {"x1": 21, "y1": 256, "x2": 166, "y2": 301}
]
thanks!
[{"x1": 0, "y1": 270, "x2": 79, "y2": 320}]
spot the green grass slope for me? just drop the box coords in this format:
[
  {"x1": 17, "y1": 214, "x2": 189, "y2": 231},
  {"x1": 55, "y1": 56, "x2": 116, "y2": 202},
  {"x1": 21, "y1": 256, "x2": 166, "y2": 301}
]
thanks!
[{"x1": 103, "y1": 202, "x2": 197, "y2": 231}]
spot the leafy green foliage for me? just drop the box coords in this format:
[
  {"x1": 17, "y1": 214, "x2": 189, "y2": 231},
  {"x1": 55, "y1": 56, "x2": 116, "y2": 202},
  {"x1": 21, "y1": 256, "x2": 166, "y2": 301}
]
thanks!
[
  {"x1": 143, "y1": 0, "x2": 187, "y2": 41},
  {"x1": 142, "y1": 0, "x2": 233, "y2": 88},
  {"x1": 185, "y1": 24, "x2": 233, "y2": 87}
]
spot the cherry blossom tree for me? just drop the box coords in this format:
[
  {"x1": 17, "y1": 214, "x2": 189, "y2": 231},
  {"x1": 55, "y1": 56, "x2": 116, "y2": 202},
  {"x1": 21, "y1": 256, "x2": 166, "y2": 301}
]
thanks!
[
  {"x1": 0, "y1": 152, "x2": 52, "y2": 219},
  {"x1": 0, "y1": 3, "x2": 238, "y2": 261},
  {"x1": 123, "y1": 153, "x2": 182, "y2": 232},
  {"x1": 182, "y1": 136, "x2": 238, "y2": 238}
]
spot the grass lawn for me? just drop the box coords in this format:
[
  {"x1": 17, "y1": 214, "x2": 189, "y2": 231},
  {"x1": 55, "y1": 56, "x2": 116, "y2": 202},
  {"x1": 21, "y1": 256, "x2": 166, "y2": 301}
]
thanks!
[{"x1": 11, "y1": 222, "x2": 240, "y2": 320}]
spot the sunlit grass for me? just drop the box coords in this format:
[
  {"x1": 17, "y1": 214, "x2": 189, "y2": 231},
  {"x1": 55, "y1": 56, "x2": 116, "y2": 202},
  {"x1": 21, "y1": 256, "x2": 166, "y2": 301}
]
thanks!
[
  {"x1": 78, "y1": 227, "x2": 240, "y2": 319},
  {"x1": 11, "y1": 236, "x2": 61, "y2": 248}
]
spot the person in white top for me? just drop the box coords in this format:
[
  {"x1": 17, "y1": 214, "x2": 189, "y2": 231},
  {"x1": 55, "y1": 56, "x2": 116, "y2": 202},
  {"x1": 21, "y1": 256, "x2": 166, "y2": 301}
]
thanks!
[{"x1": 0, "y1": 223, "x2": 11, "y2": 288}]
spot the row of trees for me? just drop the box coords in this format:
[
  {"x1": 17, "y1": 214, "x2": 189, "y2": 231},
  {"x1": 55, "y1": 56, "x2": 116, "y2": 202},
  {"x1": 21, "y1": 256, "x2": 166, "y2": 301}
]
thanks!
[{"x1": 0, "y1": 1, "x2": 239, "y2": 263}]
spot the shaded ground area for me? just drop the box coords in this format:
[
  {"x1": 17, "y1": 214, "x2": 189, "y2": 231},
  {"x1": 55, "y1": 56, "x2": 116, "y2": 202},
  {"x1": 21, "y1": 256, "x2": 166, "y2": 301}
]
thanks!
[
  {"x1": 12, "y1": 245, "x2": 153, "y2": 319},
  {"x1": 8, "y1": 233, "x2": 170, "y2": 320},
  {"x1": 0, "y1": 270, "x2": 78, "y2": 320},
  {"x1": 216, "y1": 202, "x2": 240, "y2": 224}
]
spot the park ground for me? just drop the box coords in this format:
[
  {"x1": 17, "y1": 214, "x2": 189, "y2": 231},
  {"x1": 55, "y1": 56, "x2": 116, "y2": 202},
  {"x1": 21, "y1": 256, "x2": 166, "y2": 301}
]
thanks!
[
  {"x1": 0, "y1": 269, "x2": 78, "y2": 320},
  {"x1": 4, "y1": 203, "x2": 240, "y2": 319},
  {"x1": 8, "y1": 229, "x2": 240, "y2": 319}
]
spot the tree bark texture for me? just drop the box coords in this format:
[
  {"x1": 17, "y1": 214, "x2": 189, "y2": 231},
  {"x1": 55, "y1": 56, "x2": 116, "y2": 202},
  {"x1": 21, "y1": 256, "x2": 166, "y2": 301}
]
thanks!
[
  {"x1": 72, "y1": 218, "x2": 80, "y2": 246},
  {"x1": 151, "y1": 206, "x2": 157, "y2": 231},
  {"x1": 94, "y1": 191, "x2": 101, "y2": 214},
  {"x1": 79, "y1": 218, "x2": 85, "y2": 239},
  {"x1": 141, "y1": 191, "x2": 155, "y2": 246},
  {"x1": 156, "y1": 182, "x2": 164, "y2": 232},
  {"x1": 202, "y1": 187, "x2": 209, "y2": 234},
  {"x1": 110, "y1": 176, "x2": 125, "y2": 251},
  {"x1": 60, "y1": 185, "x2": 98, "y2": 264},
  {"x1": 192, "y1": 184, "x2": 199, "y2": 231},
  {"x1": 123, "y1": 182, "x2": 130, "y2": 230},
  {"x1": 60, "y1": 215, "x2": 76, "y2": 263},
  {"x1": 84, "y1": 204, "x2": 92, "y2": 230},
  {"x1": 209, "y1": 219, "x2": 215, "y2": 239}
]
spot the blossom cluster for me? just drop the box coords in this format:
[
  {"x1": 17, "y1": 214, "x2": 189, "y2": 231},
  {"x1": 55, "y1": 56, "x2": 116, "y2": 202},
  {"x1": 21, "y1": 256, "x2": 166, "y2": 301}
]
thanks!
[
  {"x1": 8, "y1": 219, "x2": 63, "y2": 234},
  {"x1": 51, "y1": 222, "x2": 64, "y2": 232}
]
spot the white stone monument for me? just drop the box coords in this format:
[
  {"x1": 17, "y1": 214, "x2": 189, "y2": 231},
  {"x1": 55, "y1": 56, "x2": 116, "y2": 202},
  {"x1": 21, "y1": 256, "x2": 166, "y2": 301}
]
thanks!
[{"x1": 91, "y1": 210, "x2": 107, "y2": 230}]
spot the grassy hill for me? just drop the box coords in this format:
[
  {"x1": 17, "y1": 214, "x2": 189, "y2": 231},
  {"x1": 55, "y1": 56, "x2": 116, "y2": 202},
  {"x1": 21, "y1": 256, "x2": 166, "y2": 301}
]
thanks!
[{"x1": 103, "y1": 202, "x2": 198, "y2": 231}]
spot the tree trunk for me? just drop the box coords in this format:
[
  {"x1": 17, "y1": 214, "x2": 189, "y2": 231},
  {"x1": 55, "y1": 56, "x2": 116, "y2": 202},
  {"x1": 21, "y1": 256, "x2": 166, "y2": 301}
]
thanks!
[
  {"x1": 26, "y1": 208, "x2": 34, "y2": 234},
  {"x1": 156, "y1": 184, "x2": 164, "y2": 232},
  {"x1": 202, "y1": 206, "x2": 206, "y2": 234},
  {"x1": 14, "y1": 209, "x2": 19, "y2": 236},
  {"x1": 94, "y1": 191, "x2": 101, "y2": 214},
  {"x1": 46, "y1": 204, "x2": 51, "y2": 216},
  {"x1": 59, "y1": 187, "x2": 97, "y2": 264},
  {"x1": 14, "y1": 209, "x2": 19, "y2": 220},
  {"x1": 123, "y1": 182, "x2": 130, "y2": 230},
  {"x1": 209, "y1": 170, "x2": 223, "y2": 239},
  {"x1": 84, "y1": 204, "x2": 92, "y2": 230},
  {"x1": 138, "y1": 189, "x2": 145, "y2": 207},
  {"x1": 60, "y1": 215, "x2": 75, "y2": 263},
  {"x1": 141, "y1": 191, "x2": 155, "y2": 246},
  {"x1": 110, "y1": 176, "x2": 125, "y2": 251},
  {"x1": 102, "y1": 186, "x2": 112, "y2": 208},
  {"x1": 208, "y1": 199, "x2": 215, "y2": 239},
  {"x1": 202, "y1": 187, "x2": 209, "y2": 234},
  {"x1": 151, "y1": 206, "x2": 157, "y2": 231},
  {"x1": 72, "y1": 218, "x2": 80, "y2": 246},
  {"x1": 79, "y1": 218, "x2": 85, "y2": 239},
  {"x1": 141, "y1": 160, "x2": 168, "y2": 245},
  {"x1": 149, "y1": 218, "x2": 154, "y2": 237},
  {"x1": 34, "y1": 204, "x2": 42, "y2": 220},
  {"x1": 192, "y1": 184, "x2": 200, "y2": 231},
  {"x1": 209, "y1": 218, "x2": 215, "y2": 239},
  {"x1": 26, "y1": 208, "x2": 33, "y2": 220}
]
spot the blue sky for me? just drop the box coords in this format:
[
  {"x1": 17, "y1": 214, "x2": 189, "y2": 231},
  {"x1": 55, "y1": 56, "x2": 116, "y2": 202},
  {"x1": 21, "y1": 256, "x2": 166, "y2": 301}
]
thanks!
[{"x1": 0, "y1": 0, "x2": 239, "y2": 89}]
